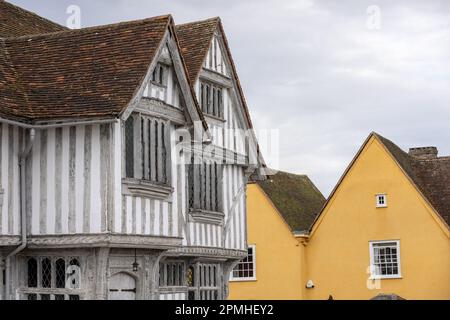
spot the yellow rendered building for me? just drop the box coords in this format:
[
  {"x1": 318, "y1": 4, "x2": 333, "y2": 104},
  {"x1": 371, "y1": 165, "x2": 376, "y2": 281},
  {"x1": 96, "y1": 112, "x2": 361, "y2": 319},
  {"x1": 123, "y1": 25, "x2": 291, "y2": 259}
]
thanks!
[
  {"x1": 228, "y1": 171, "x2": 325, "y2": 300},
  {"x1": 230, "y1": 132, "x2": 450, "y2": 300},
  {"x1": 305, "y1": 133, "x2": 450, "y2": 300}
]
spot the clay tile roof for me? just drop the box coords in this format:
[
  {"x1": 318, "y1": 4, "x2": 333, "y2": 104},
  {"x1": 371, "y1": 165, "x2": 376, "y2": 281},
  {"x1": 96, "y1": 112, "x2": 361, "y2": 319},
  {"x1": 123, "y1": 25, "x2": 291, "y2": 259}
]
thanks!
[
  {"x1": 0, "y1": 15, "x2": 171, "y2": 122},
  {"x1": 0, "y1": 0, "x2": 66, "y2": 37},
  {"x1": 176, "y1": 18, "x2": 254, "y2": 129},
  {"x1": 375, "y1": 133, "x2": 450, "y2": 227},
  {"x1": 257, "y1": 171, "x2": 326, "y2": 232},
  {"x1": 176, "y1": 17, "x2": 220, "y2": 83}
]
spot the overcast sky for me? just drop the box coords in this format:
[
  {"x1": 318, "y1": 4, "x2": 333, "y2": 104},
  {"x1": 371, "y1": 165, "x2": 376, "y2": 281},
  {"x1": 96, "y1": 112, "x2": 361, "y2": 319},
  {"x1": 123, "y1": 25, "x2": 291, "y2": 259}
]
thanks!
[{"x1": 10, "y1": 0, "x2": 450, "y2": 196}]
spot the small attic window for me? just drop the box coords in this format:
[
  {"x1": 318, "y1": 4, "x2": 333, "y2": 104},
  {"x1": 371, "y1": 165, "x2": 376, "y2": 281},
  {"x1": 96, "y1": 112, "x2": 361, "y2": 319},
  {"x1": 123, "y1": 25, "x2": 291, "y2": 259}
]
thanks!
[
  {"x1": 151, "y1": 63, "x2": 167, "y2": 87},
  {"x1": 376, "y1": 194, "x2": 387, "y2": 208}
]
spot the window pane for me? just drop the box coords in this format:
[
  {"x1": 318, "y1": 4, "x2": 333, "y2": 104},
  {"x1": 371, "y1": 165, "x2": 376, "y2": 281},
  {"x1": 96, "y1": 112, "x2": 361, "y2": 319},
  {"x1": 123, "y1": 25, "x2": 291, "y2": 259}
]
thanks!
[
  {"x1": 125, "y1": 116, "x2": 134, "y2": 178},
  {"x1": 41, "y1": 258, "x2": 52, "y2": 288},
  {"x1": 55, "y1": 259, "x2": 66, "y2": 288},
  {"x1": 187, "y1": 266, "x2": 195, "y2": 287},
  {"x1": 159, "y1": 66, "x2": 164, "y2": 85},
  {"x1": 27, "y1": 258, "x2": 38, "y2": 288}
]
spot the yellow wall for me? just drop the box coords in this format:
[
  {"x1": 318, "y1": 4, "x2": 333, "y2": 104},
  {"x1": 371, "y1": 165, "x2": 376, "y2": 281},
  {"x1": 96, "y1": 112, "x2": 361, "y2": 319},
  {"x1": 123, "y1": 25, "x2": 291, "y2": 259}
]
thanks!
[
  {"x1": 228, "y1": 184, "x2": 305, "y2": 300},
  {"x1": 305, "y1": 136, "x2": 450, "y2": 300}
]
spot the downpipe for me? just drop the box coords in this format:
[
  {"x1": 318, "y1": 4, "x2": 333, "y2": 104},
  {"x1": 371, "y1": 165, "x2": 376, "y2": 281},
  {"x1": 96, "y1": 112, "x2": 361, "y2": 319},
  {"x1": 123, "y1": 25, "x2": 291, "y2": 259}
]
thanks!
[{"x1": 4, "y1": 128, "x2": 35, "y2": 300}]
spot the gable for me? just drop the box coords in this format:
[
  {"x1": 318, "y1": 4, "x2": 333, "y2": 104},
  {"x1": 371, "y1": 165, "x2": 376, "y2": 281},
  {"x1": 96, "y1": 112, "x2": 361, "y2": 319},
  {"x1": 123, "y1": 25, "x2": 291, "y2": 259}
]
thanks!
[
  {"x1": 176, "y1": 18, "x2": 266, "y2": 173},
  {"x1": 176, "y1": 18, "x2": 219, "y2": 83},
  {"x1": 203, "y1": 32, "x2": 229, "y2": 77},
  {"x1": 376, "y1": 134, "x2": 450, "y2": 227},
  {"x1": 310, "y1": 135, "x2": 450, "y2": 237},
  {"x1": 122, "y1": 26, "x2": 209, "y2": 136},
  {"x1": 142, "y1": 43, "x2": 184, "y2": 110}
]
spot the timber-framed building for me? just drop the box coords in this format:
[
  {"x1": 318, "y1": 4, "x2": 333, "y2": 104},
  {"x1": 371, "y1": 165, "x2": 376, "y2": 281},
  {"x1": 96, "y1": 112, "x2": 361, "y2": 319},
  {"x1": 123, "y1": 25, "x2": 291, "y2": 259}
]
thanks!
[{"x1": 0, "y1": 1, "x2": 264, "y2": 300}]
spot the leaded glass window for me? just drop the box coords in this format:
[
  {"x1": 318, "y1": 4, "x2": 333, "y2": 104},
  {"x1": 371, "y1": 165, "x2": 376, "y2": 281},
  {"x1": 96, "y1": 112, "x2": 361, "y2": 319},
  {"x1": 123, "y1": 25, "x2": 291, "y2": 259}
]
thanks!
[{"x1": 22, "y1": 256, "x2": 83, "y2": 300}]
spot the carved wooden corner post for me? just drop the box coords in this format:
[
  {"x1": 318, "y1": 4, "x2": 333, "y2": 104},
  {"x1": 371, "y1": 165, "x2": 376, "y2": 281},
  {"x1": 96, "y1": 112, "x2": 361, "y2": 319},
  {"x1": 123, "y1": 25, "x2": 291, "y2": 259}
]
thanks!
[
  {"x1": 94, "y1": 248, "x2": 110, "y2": 300},
  {"x1": 148, "y1": 251, "x2": 165, "y2": 300},
  {"x1": 221, "y1": 259, "x2": 240, "y2": 300}
]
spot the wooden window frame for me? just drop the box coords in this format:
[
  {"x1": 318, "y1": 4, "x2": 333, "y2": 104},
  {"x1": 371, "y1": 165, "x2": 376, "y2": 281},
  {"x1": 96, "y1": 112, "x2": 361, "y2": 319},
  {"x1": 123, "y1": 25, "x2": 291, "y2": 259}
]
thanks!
[
  {"x1": 159, "y1": 261, "x2": 186, "y2": 288},
  {"x1": 369, "y1": 240, "x2": 402, "y2": 279},
  {"x1": 199, "y1": 81, "x2": 224, "y2": 119},
  {"x1": 19, "y1": 256, "x2": 84, "y2": 300},
  {"x1": 376, "y1": 194, "x2": 387, "y2": 208},
  {"x1": 230, "y1": 245, "x2": 257, "y2": 282},
  {"x1": 123, "y1": 113, "x2": 172, "y2": 194},
  {"x1": 187, "y1": 262, "x2": 222, "y2": 300},
  {"x1": 187, "y1": 156, "x2": 224, "y2": 224}
]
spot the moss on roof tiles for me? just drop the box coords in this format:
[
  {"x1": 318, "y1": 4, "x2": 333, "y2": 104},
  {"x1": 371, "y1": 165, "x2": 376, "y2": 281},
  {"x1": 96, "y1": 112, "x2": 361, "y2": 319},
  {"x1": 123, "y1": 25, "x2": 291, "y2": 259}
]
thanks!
[{"x1": 257, "y1": 171, "x2": 326, "y2": 232}]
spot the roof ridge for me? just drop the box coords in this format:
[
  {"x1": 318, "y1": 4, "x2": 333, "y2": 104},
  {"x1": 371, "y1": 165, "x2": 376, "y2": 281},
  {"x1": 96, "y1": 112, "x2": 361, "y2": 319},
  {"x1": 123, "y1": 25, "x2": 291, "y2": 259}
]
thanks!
[
  {"x1": 5, "y1": 14, "x2": 172, "y2": 41},
  {"x1": 269, "y1": 169, "x2": 307, "y2": 177},
  {"x1": 176, "y1": 17, "x2": 220, "y2": 27},
  {"x1": 418, "y1": 155, "x2": 450, "y2": 160}
]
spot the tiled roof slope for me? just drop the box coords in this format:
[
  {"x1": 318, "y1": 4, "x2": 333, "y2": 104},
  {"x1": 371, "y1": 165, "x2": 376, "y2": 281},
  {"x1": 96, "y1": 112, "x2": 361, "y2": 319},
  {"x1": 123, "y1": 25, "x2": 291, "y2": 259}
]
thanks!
[
  {"x1": 375, "y1": 133, "x2": 450, "y2": 226},
  {"x1": 176, "y1": 18, "x2": 254, "y2": 129},
  {"x1": 0, "y1": 0, "x2": 66, "y2": 37},
  {"x1": 0, "y1": 15, "x2": 170, "y2": 121},
  {"x1": 176, "y1": 18, "x2": 219, "y2": 83},
  {"x1": 257, "y1": 171, "x2": 326, "y2": 232},
  {"x1": 0, "y1": 38, "x2": 28, "y2": 121}
]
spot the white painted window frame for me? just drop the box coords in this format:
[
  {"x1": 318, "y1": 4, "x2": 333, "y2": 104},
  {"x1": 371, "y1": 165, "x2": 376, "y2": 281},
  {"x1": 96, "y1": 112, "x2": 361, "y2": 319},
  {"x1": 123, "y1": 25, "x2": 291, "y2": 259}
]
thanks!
[
  {"x1": 375, "y1": 194, "x2": 387, "y2": 208},
  {"x1": 230, "y1": 245, "x2": 256, "y2": 282},
  {"x1": 369, "y1": 240, "x2": 402, "y2": 279}
]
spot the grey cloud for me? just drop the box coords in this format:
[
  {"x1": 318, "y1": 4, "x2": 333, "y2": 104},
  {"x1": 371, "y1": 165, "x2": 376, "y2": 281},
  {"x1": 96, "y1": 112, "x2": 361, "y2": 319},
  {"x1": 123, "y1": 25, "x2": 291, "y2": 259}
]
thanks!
[{"x1": 10, "y1": 0, "x2": 450, "y2": 195}]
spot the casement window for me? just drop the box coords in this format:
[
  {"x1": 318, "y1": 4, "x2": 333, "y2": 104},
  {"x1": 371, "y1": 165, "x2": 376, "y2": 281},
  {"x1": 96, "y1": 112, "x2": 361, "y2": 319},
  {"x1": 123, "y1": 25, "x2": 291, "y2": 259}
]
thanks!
[
  {"x1": 230, "y1": 245, "x2": 256, "y2": 281},
  {"x1": 376, "y1": 194, "x2": 387, "y2": 208},
  {"x1": 22, "y1": 256, "x2": 82, "y2": 300},
  {"x1": 206, "y1": 35, "x2": 225, "y2": 74},
  {"x1": 200, "y1": 81, "x2": 223, "y2": 118},
  {"x1": 187, "y1": 263, "x2": 221, "y2": 300},
  {"x1": 124, "y1": 113, "x2": 171, "y2": 185},
  {"x1": 146, "y1": 63, "x2": 168, "y2": 101},
  {"x1": 159, "y1": 262, "x2": 185, "y2": 287},
  {"x1": 187, "y1": 157, "x2": 223, "y2": 213},
  {"x1": 369, "y1": 241, "x2": 401, "y2": 279},
  {"x1": 151, "y1": 63, "x2": 167, "y2": 87}
]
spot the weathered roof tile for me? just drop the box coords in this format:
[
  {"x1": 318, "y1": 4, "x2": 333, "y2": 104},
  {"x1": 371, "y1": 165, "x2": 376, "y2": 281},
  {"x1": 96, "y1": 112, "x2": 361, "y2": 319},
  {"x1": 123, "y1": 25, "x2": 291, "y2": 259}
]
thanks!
[
  {"x1": 0, "y1": 15, "x2": 170, "y2": 121},
  {"x1": 376, "y1": 133, "x2": 450, "y2": 226},
  {"x1": 0, "y1": 0, "x2": 66, "y2": 37},
  {"x1": 257, "y1": 171, "x2": 326, "y2": 232}
]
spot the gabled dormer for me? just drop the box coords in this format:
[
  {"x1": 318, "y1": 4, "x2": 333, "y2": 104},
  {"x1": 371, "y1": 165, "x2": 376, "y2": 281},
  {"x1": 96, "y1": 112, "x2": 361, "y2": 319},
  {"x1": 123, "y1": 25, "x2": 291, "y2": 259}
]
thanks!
[
  {"x1": 120, "y1": 20, "x2": 209, "y2": 201},
  {"x1": 177, "y1": 18, "x2": 261, "y2": 164}
]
